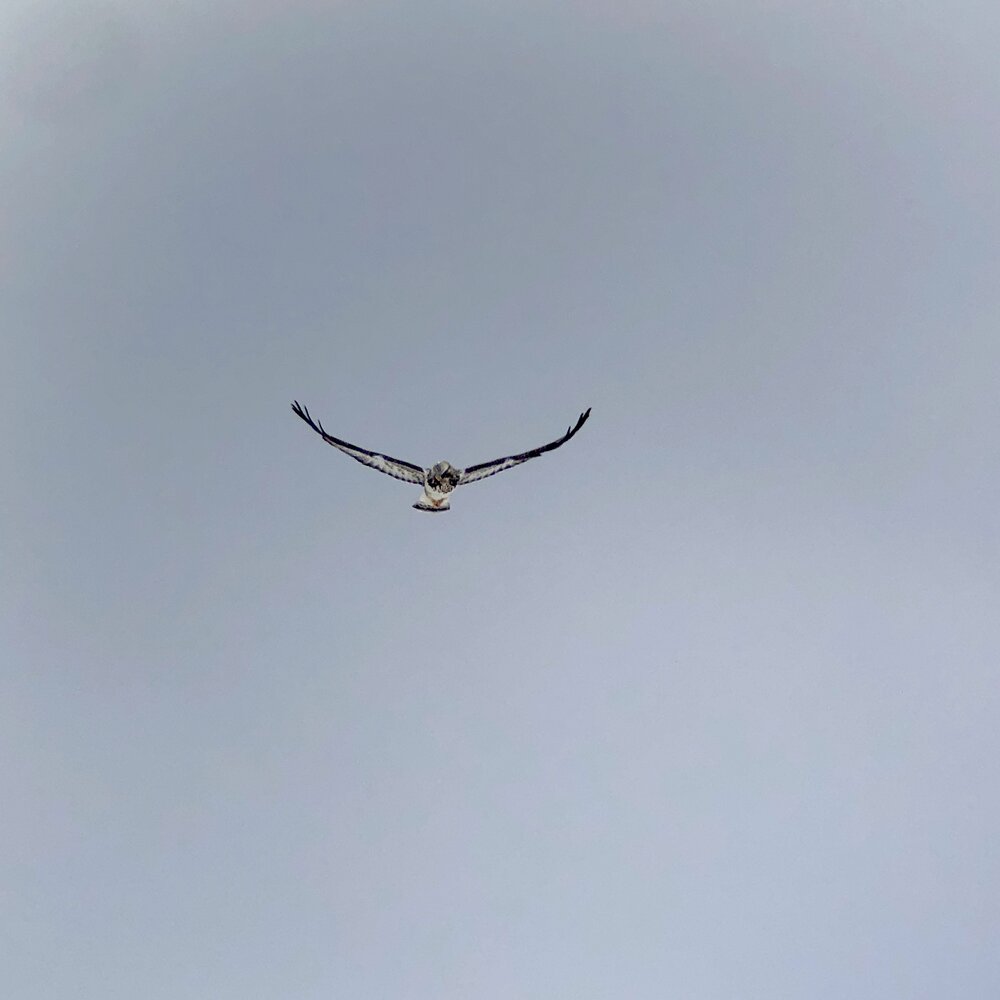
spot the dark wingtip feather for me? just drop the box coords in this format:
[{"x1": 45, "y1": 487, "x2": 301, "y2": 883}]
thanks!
[
  {"x1": 566, "y1": 407, "x2": 591, "y2": 438},
  {"x1": 292, "y1": 400, "x2": 324, "y2": 436}
]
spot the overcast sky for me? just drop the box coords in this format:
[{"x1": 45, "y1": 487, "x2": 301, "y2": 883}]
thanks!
[{"x1": 4, "y1": 2, "x2": 1000, "y2": 997}]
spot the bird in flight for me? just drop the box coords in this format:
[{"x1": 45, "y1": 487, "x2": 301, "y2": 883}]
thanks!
[{"x1": 291, "y1": 401, "x2": 591, "y2": 512}]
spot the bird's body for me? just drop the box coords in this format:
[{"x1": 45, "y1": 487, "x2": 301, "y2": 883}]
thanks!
[
  {"x1": 414, "y1": 461, "x2": 461, "y2": 511},
  {"x1": 291, "y1": 402, "x2": 591, "y2": 512}
]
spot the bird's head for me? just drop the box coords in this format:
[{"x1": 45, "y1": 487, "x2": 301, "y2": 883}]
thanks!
[{"x1": 429, "y1": 461, "x2": 460, "y2": 489}]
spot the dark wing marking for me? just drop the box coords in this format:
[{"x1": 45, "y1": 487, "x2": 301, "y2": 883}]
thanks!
[
  {"x1": 459, "y1": 407, "x2": 591, "y2": 486},
  {"x1": 291, "y1": 401, "x2": 426, "y2": 484}
]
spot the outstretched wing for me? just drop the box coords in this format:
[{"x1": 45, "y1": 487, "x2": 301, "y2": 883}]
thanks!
[
  {"x1": 459, "y1": 407, "x2": 591, "y2": 486},
  {"x1": 291, "y1": 401, "x2": 426, "y2": 484}
]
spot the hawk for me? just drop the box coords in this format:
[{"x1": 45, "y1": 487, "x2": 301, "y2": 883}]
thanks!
[{"x1": 291, "y1": 401, "x2": 591, "y2": 512}]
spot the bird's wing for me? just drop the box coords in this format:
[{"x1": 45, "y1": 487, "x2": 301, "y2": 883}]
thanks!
[
  {"x1": 459, "y1": 408, "x2": 592, "y2": 486},
  {"x1": 291, "y1": 401, "x2": 426, "y2": 484}
]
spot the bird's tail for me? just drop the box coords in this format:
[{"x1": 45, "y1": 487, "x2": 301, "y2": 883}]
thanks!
[{"x1": 413, "y1": 499, "x2": 450, "y2": 512}]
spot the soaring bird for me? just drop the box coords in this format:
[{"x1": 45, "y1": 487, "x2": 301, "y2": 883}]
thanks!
[{"x1": 291, "y1": 401, "x2": 591, "y2": 512}]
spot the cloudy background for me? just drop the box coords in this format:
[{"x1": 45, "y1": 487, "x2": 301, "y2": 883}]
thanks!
[{"x1": 4, "y1": 1, "x2": 999, "y2": 996}]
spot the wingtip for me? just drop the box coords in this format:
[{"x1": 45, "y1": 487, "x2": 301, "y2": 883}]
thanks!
[{"x1": 291, "y1": 400, "x2": 318, "y2": 430}]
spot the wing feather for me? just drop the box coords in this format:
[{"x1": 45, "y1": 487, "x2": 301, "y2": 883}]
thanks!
[
  {"x1": 459, "y1": 407, "x2": 591, "y2": 486},
  {"x1": 291, "y1": 401, "x2": 426, "y2": 484}
]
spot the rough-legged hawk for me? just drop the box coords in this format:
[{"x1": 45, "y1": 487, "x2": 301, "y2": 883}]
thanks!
[{"x1": 291, "y1": 401, "x2": 591, "y2": 512}]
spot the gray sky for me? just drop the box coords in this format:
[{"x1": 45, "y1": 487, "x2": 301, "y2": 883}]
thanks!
[{"x1": 4, "y1": 2, "x2": 999, "y2": 997}]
